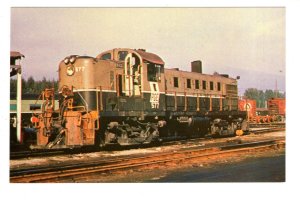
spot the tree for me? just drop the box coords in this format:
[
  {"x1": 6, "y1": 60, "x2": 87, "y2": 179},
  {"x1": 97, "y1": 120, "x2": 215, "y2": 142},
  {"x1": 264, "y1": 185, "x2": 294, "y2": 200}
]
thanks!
[
  {"x1": 277, "y1": 91, "x2": 285, "y2": 98},
  {"x1": 10, "y1": 78, "x2": 17, "y2": 93},
  {"x1": 244, "y1": 88, "x2": 286, "y2": 108},
  {"x1": 27, "y1": 76, "x2": 35, "y2": 93},
  {"x1": 265, "y1": 89, "x2": 275, "y2": 100},
  {"x1": 258, "y1": 90, "x2": 265, "y2": 108},
  {"x1": 244, "y1": 88, "x2": 261, "y2": 107},
  {"x1": 21, "y1": 78, "x2": 26, "y2": 92},
  {"x1": 244, "y1": 88, "x2": 260, "y2": 99},
  {"x1": 10, "y1": 77, "x2": 58, "y2": 94}
]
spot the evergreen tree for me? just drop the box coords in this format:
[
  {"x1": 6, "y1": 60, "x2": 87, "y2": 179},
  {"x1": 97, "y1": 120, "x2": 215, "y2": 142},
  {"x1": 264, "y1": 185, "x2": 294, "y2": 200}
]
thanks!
[
  {"x1": 27, "y1": 76, "x2": 35, "y2": 93},
  {"x1": 265, "y1": 89, "x2": 275, "y2": 100},
  {"x1": 10, "y1": 77, "x2": 58, "y2": 94},
  {"x1": 10, "y1": 78, "x2": 17, "y2": 93}
]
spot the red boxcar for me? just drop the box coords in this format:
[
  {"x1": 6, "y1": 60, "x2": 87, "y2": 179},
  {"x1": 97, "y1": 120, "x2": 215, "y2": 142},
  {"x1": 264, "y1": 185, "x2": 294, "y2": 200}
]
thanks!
[
  {"x1": 238, "y1": 99, "x2": 257, "y2": 118},
  {"x1": 267, "y1": 98, "x2": 286, "y2": 116}
]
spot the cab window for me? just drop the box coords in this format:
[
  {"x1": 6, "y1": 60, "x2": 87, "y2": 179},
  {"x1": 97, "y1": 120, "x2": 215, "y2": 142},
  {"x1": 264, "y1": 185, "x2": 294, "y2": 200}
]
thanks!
[
  {"x1": 118, "y1": 51, "x2": 128, "y2": 61},
  {"x1": 147, "y1": 63, "x2": 162, "y2": 82},
  {"x1": 100, "y1": 53, "x2": 111, "y2": 60}
]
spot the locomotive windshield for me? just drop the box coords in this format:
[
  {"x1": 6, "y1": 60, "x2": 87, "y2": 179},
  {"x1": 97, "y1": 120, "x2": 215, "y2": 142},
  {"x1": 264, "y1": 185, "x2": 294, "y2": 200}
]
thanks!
[
  {"x1": 100, "y1": 53, "x2": 111, "y2": 60},
  {"x1": 118, "y1": 51, "x2": 128, "y2": 61}
]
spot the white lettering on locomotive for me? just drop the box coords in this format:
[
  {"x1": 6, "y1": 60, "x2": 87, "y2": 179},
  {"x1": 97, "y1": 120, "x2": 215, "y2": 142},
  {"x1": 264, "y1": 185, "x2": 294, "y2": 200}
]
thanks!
[
  {"x1": 149, "y1": 82, "x2": 160, "y2": 109},
  {"x1": 75, "y1": 66, "x2": 85, "y2": 72}
]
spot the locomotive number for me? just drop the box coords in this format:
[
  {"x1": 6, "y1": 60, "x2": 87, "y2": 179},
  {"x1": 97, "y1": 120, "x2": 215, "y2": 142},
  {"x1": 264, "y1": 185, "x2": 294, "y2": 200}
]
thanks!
[
  {"x1": 75, "y1": 66, "x2": 85, "y2": 72},
  {"x1": 151, "y1": 103, "x2": 159, "y2": 109},
  {"x1": 150, "y1": 82, "x2": 160, "y2": 109},
  {"x1": 150, "y1": 93, "x2": 160, "y2": 109}
]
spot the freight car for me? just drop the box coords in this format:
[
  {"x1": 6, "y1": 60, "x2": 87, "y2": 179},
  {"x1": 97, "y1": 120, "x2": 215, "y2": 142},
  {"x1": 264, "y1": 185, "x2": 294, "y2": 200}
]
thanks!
[
  {"x1": 239, "y1": 98, "x2": 285, "y2": 123},
  {"x1": 267, "y1": 98, "x2": 285, "y2": 116},
  {"x1": 30, "y1": 48, "x2": 248, "y2": 149},
  {"x1": 238, "y1": 98, "x2": 257, "y2": 120}
]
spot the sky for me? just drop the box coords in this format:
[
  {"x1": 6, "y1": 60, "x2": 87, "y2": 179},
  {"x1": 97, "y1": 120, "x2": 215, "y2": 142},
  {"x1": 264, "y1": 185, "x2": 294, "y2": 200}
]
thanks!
[{"x1": 10, "y1": 7, "x2": 285, "y2": 95}]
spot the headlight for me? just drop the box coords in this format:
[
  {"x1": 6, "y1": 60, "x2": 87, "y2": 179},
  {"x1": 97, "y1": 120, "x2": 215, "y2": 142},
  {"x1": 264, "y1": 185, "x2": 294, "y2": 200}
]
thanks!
[
  {"x1": 70, "y1": 56, "x2": 76, "y2": 64},
  {"x1": 64, "y1": 58, "x2": 69, "y2": 64},
  {"x1": 66, "y1": 66, "x2": 75, "y2": 76}
]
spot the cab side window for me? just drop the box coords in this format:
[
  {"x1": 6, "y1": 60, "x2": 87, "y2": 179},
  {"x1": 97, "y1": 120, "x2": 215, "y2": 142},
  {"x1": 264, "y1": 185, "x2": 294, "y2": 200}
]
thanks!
[
  {"x1": 147, "y1": 63, "x2": 162, "y2": 82},
  {"x1": 100, "y1": 53, "x2": 111, "y2": 60}
]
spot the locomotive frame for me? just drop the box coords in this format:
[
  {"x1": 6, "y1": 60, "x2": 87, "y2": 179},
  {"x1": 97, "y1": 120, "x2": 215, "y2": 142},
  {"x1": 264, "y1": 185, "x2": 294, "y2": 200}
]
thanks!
[{"x1": 31, "y1": 48, "x2": 248, "y2": 149}]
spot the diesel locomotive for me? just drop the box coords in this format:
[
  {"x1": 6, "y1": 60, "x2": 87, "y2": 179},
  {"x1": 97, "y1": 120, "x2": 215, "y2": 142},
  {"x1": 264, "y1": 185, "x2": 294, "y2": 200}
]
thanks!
[{"x1": 31, "y1": 48, "x2": 248, "y2": 149}]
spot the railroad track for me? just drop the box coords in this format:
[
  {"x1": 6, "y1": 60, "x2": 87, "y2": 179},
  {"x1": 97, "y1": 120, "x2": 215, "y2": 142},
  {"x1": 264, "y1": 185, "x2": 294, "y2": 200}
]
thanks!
[
  {"x1": 10, "y1": 126, "x2": 285, "y2": 160},
  {"x1": 10, "y1": 138, "x2": 285, "y2": 183},
  {"x1": 249, "y1": 127, "x2": 285, "y2": 134},
  {"x1": 10, "y1": 149, "x2": 66, "y2": 159},
  {"x1": 249, "y1": 122, "x2": 285, "y2": 128},
  {"x1": 10, "y1": 148, "x2": 97, "y2": 160}
]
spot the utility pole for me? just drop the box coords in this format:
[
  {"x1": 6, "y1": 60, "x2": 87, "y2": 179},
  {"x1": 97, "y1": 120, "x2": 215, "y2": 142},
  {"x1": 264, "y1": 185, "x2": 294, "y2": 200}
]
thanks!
[
  {"x1": 10, "y1": 51, "x2": 24, "y2": 143},
  {"x1": 275, "y1": 79, "x2": 278, "y2": 98},
  {"x1": 275, "y1": 70, "x2": 283, "y2": 98}
]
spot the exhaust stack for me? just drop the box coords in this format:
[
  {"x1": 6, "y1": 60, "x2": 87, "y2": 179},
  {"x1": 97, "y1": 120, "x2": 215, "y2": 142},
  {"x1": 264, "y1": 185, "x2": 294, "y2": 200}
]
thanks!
[{"x1": 191, "y1": 60, "x2": 202, "y2": 73}]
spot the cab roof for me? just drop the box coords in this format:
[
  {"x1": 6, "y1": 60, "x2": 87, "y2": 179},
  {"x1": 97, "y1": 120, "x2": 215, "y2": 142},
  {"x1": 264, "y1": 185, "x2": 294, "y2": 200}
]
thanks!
[{"x1": 97, "y1": 48, "x2": 165, "y2": 65}]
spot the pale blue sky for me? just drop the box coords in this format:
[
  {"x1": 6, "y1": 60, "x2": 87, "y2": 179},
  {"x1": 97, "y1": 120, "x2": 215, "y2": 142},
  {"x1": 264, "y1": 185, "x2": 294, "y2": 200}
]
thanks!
[{"x1": 11, "y1": 8, "x2": 285, "y2": 94}]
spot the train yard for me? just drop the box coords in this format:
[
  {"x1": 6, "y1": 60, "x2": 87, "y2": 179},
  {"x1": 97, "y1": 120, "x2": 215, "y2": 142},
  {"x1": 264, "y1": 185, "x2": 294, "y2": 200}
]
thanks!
[
  {"x1": 9, "y1": 49, "x2": 286, "y2": 183},
  {"x1": 10, "y1": 128, "x2": 285, "y2": 183}
]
